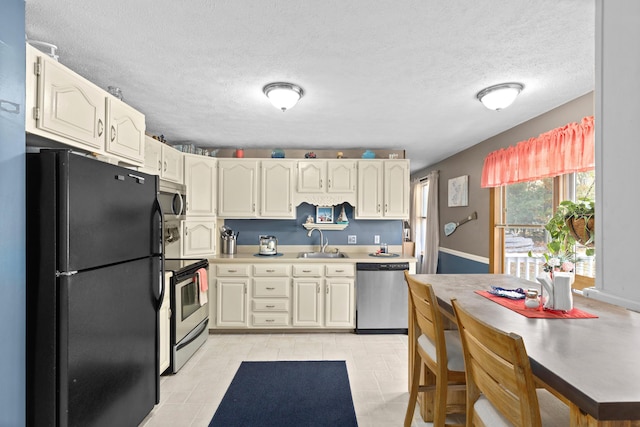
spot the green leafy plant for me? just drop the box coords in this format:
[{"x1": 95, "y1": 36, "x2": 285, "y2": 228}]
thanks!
[{"x1": 528, "y1": 198, "x2": 595, "y2": 271}]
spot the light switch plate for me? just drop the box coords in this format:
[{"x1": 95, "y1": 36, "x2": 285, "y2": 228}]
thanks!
[
  {"x1": 374, "y1": 235, "x2": 380, "y2": 244},
  {"x1": 348, "y1": 235, "x2": 357, "y2": 244}
]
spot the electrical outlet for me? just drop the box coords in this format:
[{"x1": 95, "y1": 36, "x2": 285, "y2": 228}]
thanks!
[
  {"x1": 374, "y1": 235, "x2": 380, "y2": 244},
  {"x1": 348, "y1": 235, "x2": 357, "y2": 244}
]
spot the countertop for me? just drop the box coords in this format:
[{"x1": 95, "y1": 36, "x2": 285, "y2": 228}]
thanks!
[{"x1": 208, "y1": 245, "x2": 416, "y2": 264}]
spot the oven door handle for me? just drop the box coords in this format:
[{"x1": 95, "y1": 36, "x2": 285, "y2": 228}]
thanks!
[{"x1": 176, "y1": 318, "x2": 209, "y2": 351}]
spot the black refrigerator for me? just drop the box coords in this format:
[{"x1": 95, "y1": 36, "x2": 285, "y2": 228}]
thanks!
[{"x1": 26, "y1": 150, "x2": 162, "y2": 427}]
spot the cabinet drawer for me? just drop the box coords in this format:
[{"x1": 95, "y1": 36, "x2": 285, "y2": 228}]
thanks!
[
  {"x1": 252, "y1": 313, "x2": 290, "y2": 326},
  {"x1": 252, "y1": 300, "x2": 289, "y2": 312},
  {"x1": 253, "y1": 278, "x2": 290, "y2": 297},
  {"x1": 216, "y1": 264, "x2": 250, "y2": 276},
  {"x1": 326, "y1": 264, "x2": 355, "y2": 277},
  {"x1": 292, "y1": 264, "x2": 323, "y2": 277},
  {"x1": 253, "y1": 264, "x2": 290, "y2": 276}
]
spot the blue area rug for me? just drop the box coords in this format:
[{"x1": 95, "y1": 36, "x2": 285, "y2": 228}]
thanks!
[{"x1": 209, "y1": 361, "x2": 358, "y2": 427}]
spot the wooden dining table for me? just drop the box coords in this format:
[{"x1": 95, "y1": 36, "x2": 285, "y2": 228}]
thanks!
[{"x1": 409, "y1": 274, "x2": 640, "y2": 427}]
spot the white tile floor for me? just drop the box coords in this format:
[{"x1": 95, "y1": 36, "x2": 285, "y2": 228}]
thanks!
[{"x1": 139, "y1": 332, "x2": 442, "y2": 427}]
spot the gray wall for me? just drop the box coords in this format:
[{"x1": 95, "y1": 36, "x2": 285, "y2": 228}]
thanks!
[
  {"x1": 411, "y1": 92, "x2": 594, "y2": 259},
  {"x1": 0, "y1": 0, "x2": 26, "y2": 424}
]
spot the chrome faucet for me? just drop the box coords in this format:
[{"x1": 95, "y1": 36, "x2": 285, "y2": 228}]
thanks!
[{"x1": 307, "y1": 228, "x2": 328, "y2": 253}]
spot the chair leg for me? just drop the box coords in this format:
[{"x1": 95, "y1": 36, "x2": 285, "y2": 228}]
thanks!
[
  {"x1": 405, "y1": 351, "x2": 422, "y2": 427},
  {"x1": 433, "y1": 373, "x2": 447, "y2": 427}
]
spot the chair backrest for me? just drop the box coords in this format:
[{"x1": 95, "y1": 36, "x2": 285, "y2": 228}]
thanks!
[
  {"x1": 451, "y1": 298, "x2": 542, "y2": 427},
  {"x1": 404, "y1": 271, "x2": 447, "y2": 368}
]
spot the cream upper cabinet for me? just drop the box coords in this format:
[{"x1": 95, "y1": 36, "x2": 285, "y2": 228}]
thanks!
[
  {"x1": 355, "y1": 160, "x2": 409, "y2": 219},
  {"x1": 327, "y1": 161, "x2": 357, "y2": 193},
  {"x1": 218, "y1": 159, "x2": 258, "y2": 218},
  {"x1": 184, "y1": 154, "x2": 217, "y2": 216},
  {"x1": 27, "y1": 45, "x2": 145, "y2": 166},
  {"x1": 105, "y1": 98, "x2": 145, "y2": 164},
  {"x1": 30, "y1": 47, "x2": 106, "y2": 151},
  {"x1": 295, "y1": 160, "x2": 357, "y2": 206},
  {"x1": 141, "y1": 136, "x2": 183, "y2": 184},
  {"x1": 260, "y1": 160, "x2": 295, "y2": 219},
  {"x1": 297, "y1": 161, "x2": 326, "y2": 193},
  {"x1": 161, "y1": 144, "x2": 183, "y2": 183},
  {"x1": 383, "y1": 160, "x2": 410, "y2": 218},
  {"x1": 356, "y1": 161, "x2": 384, "y2": 218},
  {"x1": 181, "y1": 219, "x2": 216, "y2": 257}
]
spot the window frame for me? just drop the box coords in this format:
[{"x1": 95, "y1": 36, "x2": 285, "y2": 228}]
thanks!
[{"x1": 489, "y1": 174, "x2": 595, "y2": 289}]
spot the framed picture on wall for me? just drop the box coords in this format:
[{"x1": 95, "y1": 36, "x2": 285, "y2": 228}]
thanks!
[
  {"x1": 316, "y1": 206, "x2": 334, "y2": 223},
  {"x1": 448, "y1": 175, "x2": 468, "y2": 207}
]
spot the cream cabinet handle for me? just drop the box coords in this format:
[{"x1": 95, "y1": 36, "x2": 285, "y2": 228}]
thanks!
[
  {"x1": 266, "y1": 287, "x2": 275, "y2": 290},
  {"x1": 97, "y1": 119, "x2": 104, "y2": 136},
  {"x1": 266, "y1": 269, "x2": 276, "y2": 273},
  {"x1": 266, "y1": 305, "x2": 275, "y2": 308},
  {"x1": 110, "y1": 125, "x2": 116, "y2": 142}
]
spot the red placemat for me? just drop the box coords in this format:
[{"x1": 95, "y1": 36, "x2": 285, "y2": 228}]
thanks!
[{"x1": 475, "y1": 291, "x2": 598, "y2": 319}]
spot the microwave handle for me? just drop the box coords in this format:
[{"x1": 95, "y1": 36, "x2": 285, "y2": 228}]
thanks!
[{"x1": 173, "y1": 192, "x2": 184, "y2": 216}]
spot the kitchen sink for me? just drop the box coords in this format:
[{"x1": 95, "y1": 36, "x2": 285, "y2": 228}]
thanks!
[{"x1": 297, "y1": 251, "x2": 349, "y2": 259}]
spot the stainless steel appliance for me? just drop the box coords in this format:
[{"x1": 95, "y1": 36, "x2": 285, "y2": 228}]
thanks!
[
  {"x1": 355, "y1": 262, "x2": 410, "y2": 334},
  {"x1": 26, "y1": 150, "x2": 161, "y2": 427},
  {"x1": 164, "y1": 258, "x2": 209, "y2": 373},
  {"x1": 258, "y1": 235, "x2": 278, "y2": 255},
  {"x1": 159, "y1": 181, "x2": 186, "y2": 259}
]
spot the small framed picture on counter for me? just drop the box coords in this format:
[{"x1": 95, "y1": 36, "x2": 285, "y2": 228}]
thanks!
[{"x1": 316, "y1": 206, "x2": 334, "y2": 223}]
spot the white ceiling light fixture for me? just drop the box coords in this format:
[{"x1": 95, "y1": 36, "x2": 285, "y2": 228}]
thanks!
[
  {"x1": 476, "y1": 82, "x2": 524, "y2": 110},
  {"x1": 263, "y1": 82, "x2": 304, "y2": 112}
]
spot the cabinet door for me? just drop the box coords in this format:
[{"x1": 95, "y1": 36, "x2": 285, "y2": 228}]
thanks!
[
  {"x1": 185, "y1": 155, "x2": 217, "y2": 216},
  {"x1": 141, "y1": 136, "x2": 162, "y2": 175},
  {"x1": 181, "y1": 219, "x2": 216, "y2": 257},
  {"x1": 106, "y1": 98, "x2": 145, "y2": 165},
  {"x1": 384, "y1": 160, "x2": 410, "y2": 218},
  {"x1": 216, "y1": 279, "x2": 248, "y2": 327},
  {"x1": 36, "y1": 54, "x2": 106, "y2": 150},
  {"x1": 292, "y1": 279, "x2": 322, "y2": 327},
  {"x1": 159, "y1": 272, "x2": 172, "y2": 374},
  {"x1": 261, "y1": 160, "x2": 295, "y2": 218},
  {"x1": 325, "y1": 278, "x2": 355, "y2": 327},
  {"x1": 161, "y1": 145, "x2": 184, "y2": 184},
  {"x1": 327, "y1": 161, "x2": 356, "y2": 193},
  {"x1": 218, "y1": 160, "x2": 258, "y2": 217},
  {"x1": 297, "y1": 161, "x2": 326, "y2": 193},
  {"x1": 355, "y1": 160, "x2": 383, "y2": 218}
]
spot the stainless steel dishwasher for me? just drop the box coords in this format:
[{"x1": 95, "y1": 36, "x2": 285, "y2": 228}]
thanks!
[{"x1": 355, "y1": 262, "x2": 410, "y2": 334}]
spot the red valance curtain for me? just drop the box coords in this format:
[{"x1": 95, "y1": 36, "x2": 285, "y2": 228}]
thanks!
[{"x1": 481, "y1": 116, "x2": 594, "y2": 188}]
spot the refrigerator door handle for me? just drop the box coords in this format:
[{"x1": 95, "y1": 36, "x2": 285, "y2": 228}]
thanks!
[{"x1": 152, "y1": 194, "x2": 164, "y2": 309}]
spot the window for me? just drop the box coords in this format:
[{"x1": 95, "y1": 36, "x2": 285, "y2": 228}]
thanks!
[{"x1": 493, "y1": 171, "x2": 595, "y2": 284}]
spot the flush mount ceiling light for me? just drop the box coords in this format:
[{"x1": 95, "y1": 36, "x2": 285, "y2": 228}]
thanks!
[
  {"x1": 263, "y1": 82, "x2": 304, "y2": 112},
  {"x1": 476, "y1": 82, "x2": 524, "y2": 110}
]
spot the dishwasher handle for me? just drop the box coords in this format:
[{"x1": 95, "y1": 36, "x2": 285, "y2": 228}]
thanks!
[{"x1": 356, "y1": 262, "x2": 409, "y2": 271}]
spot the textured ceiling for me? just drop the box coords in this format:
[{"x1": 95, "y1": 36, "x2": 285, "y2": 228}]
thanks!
[{"x1": 24, "y1": 0, "x2": 595, "y2": 172}]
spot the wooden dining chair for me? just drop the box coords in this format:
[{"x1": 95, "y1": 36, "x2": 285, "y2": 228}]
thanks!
[
  {"x1": 451, "y1": 298, "x2": 569, "y2": 427},
  {"x1": 404, "y1": 272, "x2": 466, "y2": 427}
]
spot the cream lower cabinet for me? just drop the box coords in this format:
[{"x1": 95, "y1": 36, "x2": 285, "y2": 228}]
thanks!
[
  {"x1": 292, "y1": 278, "x2": 323, "y2": 327},
  {"x1": 159, "y1": 272, "x2": 172, "y2": 374},
  {"x1": 251, "y1": 264, "x2": 291, "y2": 327},
  {"x1": 215, "y1": 264, "x2": 250, "y2": 327},
  {"x1": 181, "y1": 219, "x2": 216, "y2": 257},
  {"x1": 324, "y1": 265, "x2": 355, "y2": 327}
]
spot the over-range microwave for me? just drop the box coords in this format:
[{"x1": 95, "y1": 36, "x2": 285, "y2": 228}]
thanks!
[{"x1": 159, "y1": 180, "x2": 186, "y2": 219}]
